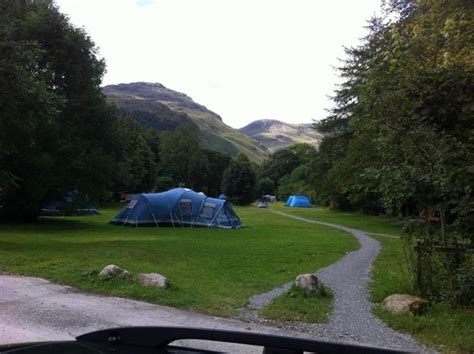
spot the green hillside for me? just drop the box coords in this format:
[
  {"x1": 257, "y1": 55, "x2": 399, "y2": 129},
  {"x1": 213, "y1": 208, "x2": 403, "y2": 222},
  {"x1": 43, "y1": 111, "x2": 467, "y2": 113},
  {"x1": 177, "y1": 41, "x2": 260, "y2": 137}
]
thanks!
[{"x1": 103, "y1": 83, "x2": 268, "y2": 162}]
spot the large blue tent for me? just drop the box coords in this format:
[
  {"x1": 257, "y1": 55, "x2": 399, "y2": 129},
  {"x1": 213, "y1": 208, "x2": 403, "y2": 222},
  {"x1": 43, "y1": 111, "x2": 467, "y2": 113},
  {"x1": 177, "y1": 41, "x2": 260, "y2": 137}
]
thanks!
[
  {"x1": 285, "y1": 195, "x2": 312, "y2": 208},
  {"x1": 111, "y1": 188, "x2": 242, "y2": 229}
]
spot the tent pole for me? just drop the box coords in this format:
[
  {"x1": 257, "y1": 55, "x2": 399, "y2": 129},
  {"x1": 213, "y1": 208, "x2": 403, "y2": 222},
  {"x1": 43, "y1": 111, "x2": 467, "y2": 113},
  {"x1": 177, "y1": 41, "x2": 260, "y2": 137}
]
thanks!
[
  {"x1": 123, "y1": 209, "x2": 132, "y2": 227},
  {"x1": 145, "y1": 198, "x2": 159, "y2": 228},
  {"x1": 209, "y1": 203, "x2": 225, "y2": 228},
  {"x1": 194, "y1": 199, "x2": 206, "y2": 228},
  {"x1": 168, "y1": 203, "x2": 175, "y2": 228}
]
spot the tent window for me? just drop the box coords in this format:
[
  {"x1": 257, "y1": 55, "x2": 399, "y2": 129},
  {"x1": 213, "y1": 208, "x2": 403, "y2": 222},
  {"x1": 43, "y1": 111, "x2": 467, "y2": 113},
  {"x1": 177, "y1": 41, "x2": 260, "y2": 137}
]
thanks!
[
  {"x1": 201, "y1": 205, "x2": 214, "y2": 219},
  {"x1": 178, "y1": 200, "x2": 193, "y2": 216},
  {"x1": 126, "y1": 200, "x2": 138, "y2": 209}
]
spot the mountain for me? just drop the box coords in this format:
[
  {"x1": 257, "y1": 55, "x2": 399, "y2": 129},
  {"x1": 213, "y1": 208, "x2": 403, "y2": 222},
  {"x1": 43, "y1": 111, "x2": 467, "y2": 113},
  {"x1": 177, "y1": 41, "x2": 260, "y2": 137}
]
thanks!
[
  {"x1": 239, "y1": 119, "x2": 322, "y2": 152},
  {"x1": 103, "y1": 82, "x2": 268, "y2": 162}
]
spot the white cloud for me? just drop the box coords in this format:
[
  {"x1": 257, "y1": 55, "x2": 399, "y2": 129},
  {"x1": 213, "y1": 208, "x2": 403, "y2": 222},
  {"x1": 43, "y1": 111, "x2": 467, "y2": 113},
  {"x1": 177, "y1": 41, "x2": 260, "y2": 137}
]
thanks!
[{"x1": 56, "y1": 0, "x2": 381, "y2": 128}]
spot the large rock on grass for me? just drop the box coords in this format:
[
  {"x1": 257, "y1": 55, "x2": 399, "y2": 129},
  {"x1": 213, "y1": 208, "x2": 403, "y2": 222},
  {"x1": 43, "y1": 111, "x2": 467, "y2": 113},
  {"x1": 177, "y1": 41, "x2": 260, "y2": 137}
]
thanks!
[
  {"x1": 98, "y1": 264, "x2": 132, "y2": 278},
  {"x1": 138, "y1": 273, "x2": 169, "y2": 288},
  {"x1": 381, "y1": 294, "x2": 428, "y2": 315},
  {"x1": 295, "y1": 273, "x2": 321, "y2": 294}
]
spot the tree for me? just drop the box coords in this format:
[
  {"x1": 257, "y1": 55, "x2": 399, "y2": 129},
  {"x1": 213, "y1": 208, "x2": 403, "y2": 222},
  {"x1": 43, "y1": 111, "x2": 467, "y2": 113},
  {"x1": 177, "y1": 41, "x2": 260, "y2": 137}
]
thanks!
[
  {"x1": 115, "y1": 117, "x2": 158, "y2": 193},
  {"x1": 159, "y1": 125, "x2": 204, "y2": 189},
  {"x1": 201, "y1": 149, "x2": 231, "y2": 197},
  {"x1": 0, "y1": 0, "x2": 121, "y2": 221},
  {"x1": 256, "y1": 177, "x2": 275, "y2": 196},
  {"x1": 257, "y1": 148, "x2": 300, "y2": 185},
  {"x1": 221, "y1": 153, "x2": 256, "y2": 205},
  {"x1": 277, "y1": 165, "x2": 316, "y2": 202},
  {"x1": 313, "y1": 0, "x2": 474, "y2": 304}
]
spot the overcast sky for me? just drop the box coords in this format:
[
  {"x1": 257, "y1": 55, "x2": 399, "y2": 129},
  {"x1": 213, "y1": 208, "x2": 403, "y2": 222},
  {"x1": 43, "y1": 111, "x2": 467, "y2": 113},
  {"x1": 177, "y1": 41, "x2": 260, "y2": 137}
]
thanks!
[{"x1": 55, "y1": 0, "x2": 382, "y2": 128}]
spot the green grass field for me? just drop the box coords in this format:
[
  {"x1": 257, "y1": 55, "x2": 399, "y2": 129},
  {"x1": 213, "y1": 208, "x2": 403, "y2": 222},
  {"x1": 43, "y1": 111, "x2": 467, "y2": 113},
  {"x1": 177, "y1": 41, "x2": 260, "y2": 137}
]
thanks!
[
  {"x1": 272, "y1": 204, "x2": 473, "y2": 352},
  {"x1": 0, "y1": 204, "x2": 358, "y2": 317},
  {"x1": 2, "y1": 202, "x2": 471, "y2": 351},
  {"x1": 272, "y1": 204, "x2": 403, "y2": 236}
]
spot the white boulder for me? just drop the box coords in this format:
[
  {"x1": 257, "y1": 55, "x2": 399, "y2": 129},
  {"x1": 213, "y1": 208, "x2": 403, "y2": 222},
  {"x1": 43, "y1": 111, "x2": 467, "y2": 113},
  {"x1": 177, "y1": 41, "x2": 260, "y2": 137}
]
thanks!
[
  {"x1": 98, "y1": 264, "x2": 132, "y2": 278},
  {"x1": 138, "y1": 273, "x2": 169, "y2": 288},
  {"x1": 295, "y1": 273, "x2": 321, "y2": 294},
  {"x1": 381, "y1": 294, "x2": 428, "y2": 315}
]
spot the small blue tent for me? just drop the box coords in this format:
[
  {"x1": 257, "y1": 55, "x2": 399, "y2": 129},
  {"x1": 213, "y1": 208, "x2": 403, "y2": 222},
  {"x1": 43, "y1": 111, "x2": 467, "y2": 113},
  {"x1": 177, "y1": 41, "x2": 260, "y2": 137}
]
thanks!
[
  {"x1": 285, "y1": 195, "x2": 312, "y2": 208},
  {"x1": 41, "y1": 192, "x2": 99, "y2": 216},
  {"x1": 112, "y1": 188, "x2": 242, "y2": 229}
]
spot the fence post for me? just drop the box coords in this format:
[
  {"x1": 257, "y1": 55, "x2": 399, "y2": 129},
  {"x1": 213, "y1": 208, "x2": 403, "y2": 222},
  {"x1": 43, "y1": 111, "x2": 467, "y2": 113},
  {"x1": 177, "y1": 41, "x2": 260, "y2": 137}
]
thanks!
[{"x1": 416, "y1": 244, "x2": 423, "y2": 296}]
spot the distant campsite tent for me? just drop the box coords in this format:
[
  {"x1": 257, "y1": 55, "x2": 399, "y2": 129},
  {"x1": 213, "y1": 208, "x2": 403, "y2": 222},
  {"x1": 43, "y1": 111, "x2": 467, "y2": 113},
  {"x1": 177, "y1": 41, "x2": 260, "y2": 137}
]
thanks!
[
  {"x1": 111, "y1": 188, "x2": 242, "y2": 229},
  {"x1": 263, "y1": 195, "x2": 277, "y2": 203},
  {"x1": 256, "y1": 198, "x2": 268, "y2": 208},
  {"x1": 41, "y1": 192, "x2": 99, "y2": 216},
  {"x1": 285, "y1": 195, "x2": 312, "y2": 208}
]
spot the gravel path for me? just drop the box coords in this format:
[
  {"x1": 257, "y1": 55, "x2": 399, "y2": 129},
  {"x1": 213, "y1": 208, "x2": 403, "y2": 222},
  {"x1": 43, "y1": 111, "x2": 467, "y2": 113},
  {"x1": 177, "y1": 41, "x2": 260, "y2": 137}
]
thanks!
[
  {"x1": 0, "y1": 273, "x2": 357, "y2": 353},
  {"x1": 241, "y1": 211, "x2": 434, "y2": 353}
]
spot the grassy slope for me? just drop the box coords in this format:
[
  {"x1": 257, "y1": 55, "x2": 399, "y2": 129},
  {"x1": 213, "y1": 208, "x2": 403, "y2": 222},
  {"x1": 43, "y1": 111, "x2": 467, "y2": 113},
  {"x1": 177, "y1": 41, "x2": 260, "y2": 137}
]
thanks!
[
  {"x1": 271, "y1": 204, "x2": 473, "y2": 352},
  {"x1": 0, "y1": 205, "x2": 357, "y2": 317},
  {"x1": 180, "y1": 109, "x2": 268, "y2": 163}
]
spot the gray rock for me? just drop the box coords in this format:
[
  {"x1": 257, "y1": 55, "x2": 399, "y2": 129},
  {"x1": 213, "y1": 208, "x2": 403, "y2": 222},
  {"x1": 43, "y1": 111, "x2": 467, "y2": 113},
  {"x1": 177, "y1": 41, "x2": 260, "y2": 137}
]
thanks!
[
  {"x1": 381, "y1": 294, "x2": 428, "y2": 315},
  {"x1": 138, "y1": 273, "x2": 169, "y2": 288},
  {"x1": 98, "y1": 264, "x2": 132, "y2": 278},
  {"x1": 295, "y1": 273, "x2": 321, "y2": 294}
]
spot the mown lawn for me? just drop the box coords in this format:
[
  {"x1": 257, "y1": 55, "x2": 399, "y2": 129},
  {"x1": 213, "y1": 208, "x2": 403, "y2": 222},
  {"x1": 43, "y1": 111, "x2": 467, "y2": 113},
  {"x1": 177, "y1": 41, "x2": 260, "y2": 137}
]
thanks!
[
  {"x1": 272, "y1": 203, "x2": 402, "y2": 236},
  {"x1": 0, "y1": 204, "x2": 357, "y2": 317},
  {"x1": 271, "y1": 203, "x2": 473, "y2": 352}
]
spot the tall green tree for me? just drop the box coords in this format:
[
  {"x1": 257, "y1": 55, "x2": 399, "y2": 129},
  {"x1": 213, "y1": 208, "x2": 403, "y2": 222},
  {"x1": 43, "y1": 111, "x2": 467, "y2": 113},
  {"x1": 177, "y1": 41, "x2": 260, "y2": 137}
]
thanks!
[
  {"x1": 115, "y1": 118, "x2": 158, "y2": 193},
  {"x1": 201, "y1": 149, "x2": 231, "y2": 197},
  {"x1": 313, "y1": 0, "x2": 473, "y2": 304},
  {"x1": 159, "y1": 125, "x2": 204, "y2": 188},
  {"x1": 221, "y1": 153, "x2": 256, "y2": 205},
  {"x1": 0, "y1": 0, "x2": 121, "y2": 221}
]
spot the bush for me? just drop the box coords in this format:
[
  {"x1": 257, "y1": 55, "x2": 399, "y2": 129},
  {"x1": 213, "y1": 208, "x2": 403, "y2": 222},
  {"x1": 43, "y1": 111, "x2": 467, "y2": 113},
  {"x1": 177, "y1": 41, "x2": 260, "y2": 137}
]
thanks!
[
  {"x1": 154, "y1": 176, "x2": 174, "y2": 192},
  {"x1": 403, "y1": 220, "x2": 474, "y2": 307}
]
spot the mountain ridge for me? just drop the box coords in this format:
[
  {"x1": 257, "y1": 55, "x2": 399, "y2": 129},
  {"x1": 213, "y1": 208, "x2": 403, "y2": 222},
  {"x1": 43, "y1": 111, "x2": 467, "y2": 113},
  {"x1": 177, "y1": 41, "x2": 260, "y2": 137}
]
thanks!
[
  {"x1": 103, "y1": 82, "x2": 268, "y2": 162},
  {"x1": 239, "y1": 119, "x2": 321, "y2": 152}
]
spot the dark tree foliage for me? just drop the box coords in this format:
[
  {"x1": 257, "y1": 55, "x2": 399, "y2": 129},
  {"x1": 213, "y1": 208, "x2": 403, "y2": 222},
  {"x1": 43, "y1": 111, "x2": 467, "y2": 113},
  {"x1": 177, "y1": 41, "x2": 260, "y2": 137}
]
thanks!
[
  {"x1": 201, "y1": 149, "x2": 231, "y2": 197},
  {"x1": 258, "y1": 145, "x2": 308, "y2": 185},
  {"x1": 114, "y1": 117, "x2": 158, "y2": 193},
  {"x1": 257, "y1": 143, "x2": 317, "y2": 198},
  {"x1": 277, "y1": 164, "x2": 316, "y2": 202},
  {"x1": 256, "y1": 177, "x2": 274, "y2": 197},
  {"x1": 0, "y1": 0, "x2": 121, "y2": 221},
  {"x1": 159, "y1": 125, "x2": 205, "y2": 189},
  {"x1": 221, "y1": 153, "x2": 256, "y2": 205},
  {"x1": 313, "y1": 0, "x2": 473, "y2": 304}
]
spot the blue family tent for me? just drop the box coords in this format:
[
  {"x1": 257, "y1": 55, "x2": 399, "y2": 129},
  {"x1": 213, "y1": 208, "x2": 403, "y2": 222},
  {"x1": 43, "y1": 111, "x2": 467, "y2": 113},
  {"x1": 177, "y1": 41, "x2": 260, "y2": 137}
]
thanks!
[
  {"x1": 285, "y1": 195, "x2": 312, "y2": 208},
  {"x1": 112, "y1": 188, "x2": 242, "y2": 229}
]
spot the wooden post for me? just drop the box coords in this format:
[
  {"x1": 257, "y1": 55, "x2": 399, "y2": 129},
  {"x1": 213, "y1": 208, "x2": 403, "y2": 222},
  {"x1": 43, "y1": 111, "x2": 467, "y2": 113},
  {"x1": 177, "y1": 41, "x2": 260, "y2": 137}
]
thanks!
[{"x1": 416, "y1": 244, "x2": 423, "y2": 296}]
